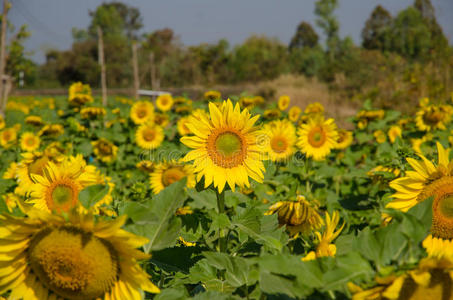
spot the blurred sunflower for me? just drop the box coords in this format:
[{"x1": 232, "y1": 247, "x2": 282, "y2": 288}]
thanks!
[
  {"x1": 80, "y1": 107, "x2": 106, "y2": 119},
  {"x1": 204, "y1": 90, "x2": 221, "y2": 101},
  {"x1": 25, "y1": 115, "x2": 44, "y2": 126},
  {"x1": 0, "y1": 127, "x2": 17, "y2": 148},
  {"x1": 349, "y1": 257, "x2": 453, "y2": 300},
  {"x1": 265, "y1": 195, "x2": 323, "y2": 237},
  {"x1": 135, "y1": 123, "x2": 164, "y2": 150},
  {"x1": 297, "y1": 116, "x2": 338, "y2": 161},
  {"x1": 39, "y1": 124, "x2": 64, "y2": 137},
  {"x1": 302, "y1": 211, "x2": 344, "y2": 261},
  {"x1": 136, "y1": 160, "x2": 155, "y2": 173},
  {"x1": 177, "y1": 116, "x2": 191, "y2": 136},
  {"x1": 156, "y1": 94, "x2": 174, "y2": 112},
  {"x1": 2, "y1": 192, "x2": 19, "y2": 212},
  {"x1": 154, "y1": 112, "x2": 170, "y2": 128},
  {"x1": 374, "y1": 130, "x2": 387, "y2": 144},
  {"x1": 261, "y1": 119, "x2": 297, "y2": 162},
  {"x1": 304, "y1": 102, "x2": 324, "y2": 115},
  {"x1": 20, "y1": 132, "x2": 40, "y2": 152},
  {"x1": 92, "y1": 138, "x2": 118, "y2": 163},
  {"x1": 239, "y1": 97, "x2": 256, "y2": 110},
  {"x1": 3, "y1": 161, "x2": 17, "y2": 179},
  {"x1": 150, "y1": 160, "x2": 195, "y2": 194},
  {"x1": 288, "y1": 106, "x2": 302, "y2": 122},
  {"x1": 181, "y1": 99, "x2": 265, "y2": 192},
  {"x1": 278, "y1": 95, "x2": 290, "y2": 111},
  {"x1": 415, "y1": 105, "x2": 450, "y2": 132},
  {"x1": 27, "y1": 157, "x2": 97, "y2": 213},
  {"x1": 0, "y1": 206, "x2": 159, "y2": 299},
  {"x1": 130, "y1": 101, "x2": 154, "y2": 125},
  {"x1": 335, "y1": 129, "x2": 353, "y2": 149},
  {"x1": 263, "y1": 108, "x2": 281, "y2": 120},
  {"x1": 388, "y1": 125, "x2": 402, "y2": 143},
  {"x1": 68, "y1": 81, "x2": 93, "y2": 106}
]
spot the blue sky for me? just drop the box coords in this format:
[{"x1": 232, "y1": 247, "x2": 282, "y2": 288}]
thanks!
[{"x1": 9, "y1": 0, "x2": 453, "y2": 64}]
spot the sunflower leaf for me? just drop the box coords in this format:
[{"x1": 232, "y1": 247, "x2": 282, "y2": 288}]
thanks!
[{"x1": 78, "y1": 184, "x2": 109, "y2": 209}]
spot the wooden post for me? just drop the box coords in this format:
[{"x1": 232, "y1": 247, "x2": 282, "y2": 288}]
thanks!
[
  {"x1": 149, "y1": 52, "x2": 156, "y2": 90},
  {"x1": 132, "y1": 42, "x2": 139, "y2": 99},
  {"x1": 97, "y1": 26, "x2": 107, "y2": 106},
  {"x1": 0, "y1": 0, "x2": 9, "y2": 117}
]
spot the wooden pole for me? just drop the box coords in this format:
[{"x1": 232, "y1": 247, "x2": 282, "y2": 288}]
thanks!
[
  {"x1": 132, "y1": 42, "x2": 139, "y2": 99},
  {"x1": 0, "y1": 0, "x2": 9, "y2": 117},
  {"x1": 97, "y1": 26, "x2": 107, "y2": 106},
  {"x1": 149, "y1": 52, "x2": 156, "y2": 90}
]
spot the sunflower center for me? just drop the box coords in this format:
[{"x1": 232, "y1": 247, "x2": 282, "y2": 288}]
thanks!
[
  {"x1": 162, "y1": 167, "x2": 186, "y2": 186},
  {"x1": 47, "y1": 181, "x2": 79, "y2": 213},
  {"x1": 216, "y1": 132, "x2": 242, "y2": 157},
  {"x1": 161, "y1": 98, "x2": 168, "y2": 105},
  {"x1": 308, "y1": 127, "x2": 326, "y2": 148},
  {"x1": 207, "y1": 129, "x2": 247, "y2": 168},
  {"x1": 26, "y1": 137, "x2": 36, "y2": 146},
  {"x1": 29, "y1": 227, "x2": 118, "y2": 300},
  {"x1": 430, "y1": 179, "x2": 453, "y2": 240},
  {"x1": 137, "y1": 108, "x2": 147, "y2": 118},
  {"x1": 270, "y1": 136, "x2": 288, "y2": 153},
  {"x1": 143, "y1": 128, "x2": 156, "y2": 142},
  {"x1": 98, "y1": 142, "x2": 112, "y2": 155},
  {"x1": 52, "y1": 186, "x2": 73, "y2": 205},
  {"x1": 423, "y1": 110, "x2": 443, "y2": 125}
]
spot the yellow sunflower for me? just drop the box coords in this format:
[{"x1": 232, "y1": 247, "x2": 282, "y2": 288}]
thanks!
[
  {"x1": 388, "y1": 125, "x2": 402, "y2": 143},
  {"x1": 288, "y1": 106, "x2": 302, "y2": 122},
  {"x1": 305, "y1": 102, "x2": 325, "y2": 115},
  {"x1": 239, "y1": 97, "x2": 255, "y2": 110},
  {"x1": 135, "y1": 123, "x2": 164, "y2": 150},
  {"x1": 136, "y1": 160, "x2": 155, "y2": 173},
  {"x1": 38, "y1": 124, "x2": 64, "y2": 137},
  {"x1": 181, "y1": 99, "x2": 265, "y2": 192},
  {"x1": 415, "y1": 105, "x2": 450, "y2": 132},
  {"x1": 154, "y1": 112, "x2": 170, "y2": 128},
  {"x1": 92, "y1": 138, "x2": 118, "y2": 163},
  {"x1": 0, "y1": 115, "x2": 5, "y2": 129},
  {"x1": 263, "y1": 108, "x2": 281, "y2": 120},
  {"x1": 335, "y1": 129, "x2": 353, "y2": 149},
  {"x1": 278, "y1": 95, "x2": 290, "y2": 111},
  {"x1": 374, "y1": 130, "x2": 387, "y2": 144},
  {"x1": 261, "y1": 119, "x2": 297, "y2": 162},
  {"x1": 302, "y1": 211, "x2": 344, "y2": 261},
  {"x1": 2, "y1": 192, "x2": 19, "y2": 212},
  {"x1": 156, "y1": 94, "x2": 174, "y2": 112},
  {"x1": 27, "y1": 157, "x2": 97, "y2": 213},
  {"x1": 80, "y1": 107, "x2": 106, "y2": 119},
  {"x1": 149, "y1": 160, "x2": 195, "y2": 194},
  {"x1": 25, "y1": 115, "x2": 44, "y2": 126},
  {"x1": 177, "y1": 116, "x2": 192, "y2": 136},
  {"x1": 20, "y1": 132, "x2": 41, "y2": 152},
  {"x1": 0, "y1": 206, "x2": 159, "y2": 299},
  {"x1": 265, "y1": 195, "x2": 323, "y2": 237},
  {"x1": 349, "y1": 257, "x2": 453, "y2": 300},
  {"x1": 130, "y1": 101, "x2": 154, "y2": 125},
  {"x1": 0, "y1": 127, "x2": 17, "y2": 148},
  {"x1": 297, "y1": 116, "x2": 338, "y2": 161},
  {"x1": 68, "y1": 81, "x2": 93, "y2": 106},
  {"x1": 204, "y1": 90, "x2": 221, "y2": 101},
  {"x1": 3, "y1": 161, "x2": 17, "y2": 179},
  {"x1": 16, "y1": 152, "x2": 57, "y2": 194}
]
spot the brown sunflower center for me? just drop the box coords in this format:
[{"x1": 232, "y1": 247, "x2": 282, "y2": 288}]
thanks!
[
  {"x1": 308, "y1": 127, "x2": 326, "y2": 148},
  {"x1": 47, "y1": 180, "x2": 79, "y2": 213},
  {"x1": 137, "y1": 108, "x2": 147, "y2": 118},
  {"x1": 143, "y1": 128, "x2": 156, "y2": 142},
  {"x1": 207, "y1": 129, "x2": 246, "y2": 168},
  {"x1": 98, "y1": 142, "x2": 112, "y2": 156},
  {"x1": 430, "y1": 178, "x2": 453, "y2": 239},
  {"x1": 162, "y1": 167, "x2": 186, "y2": 186},
  {"x1": 29, "y1": 227, "x2": 118, "y2": 300},
  {"x1": 423, "y1": 110, "x2": 444, "y2": 126},
  {"x1": 160, "y1": 98, "x2": 168, "y2": 105},
  {"x1": 270, "y1": 136, "x2": 288, "y2": 153}
]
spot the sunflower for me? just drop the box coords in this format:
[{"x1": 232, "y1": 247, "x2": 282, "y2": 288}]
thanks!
[
  {"x1": 356, "y1": 109, "x2": 385, "y2": 129},
  {"x1": 349, "y1": 257, "x2": 453, "y2": 300},
  {"x1": 304, "y1": 102, "x2": 324, "y2": 115},
  {"x1": 156, "y1": 94, "x2": 174, "y2": 112},
  {"x1": 92, "y1": 138, "x2": 118, "y2": 163},
  {"x1": 265, "y1": 195, "x2": 323, "y2": 237},
  {"x1": 0, "y1": 206, "x2": 160, "y2": 299},
  {"x1": 297, "y1": 116, "x2": 338, "y2": 161},
  {"x1": 239, "y1": 97, "x2": 256, "y2": 110},
  {"x1": 288, "y1": 106, "x2": 302, "y2": 122},
  {"x1": 68, "y1": 82, "x2": 94, "y2": 106},
  {"x1": 27, "y1": 157, "x2": 98, "y2": 213},
  {"x1": 181, "y1": 99, "x2": 265, "y2": 192},
  {"x1": 415, "y1": 105, "x2": 450, "y2": 132},
  {"x1": 130, "y1": 101, "x2": 154, "y2": 125},
  {"x1": 374, "y1": 130, "x2": 387, "y2": 144},
  {"x1": 278, "y1": 95, "x2": 290, "y2": 111},
  {"x1": 388, "y1": 125, "x2": 402, "y2": 143},
  {"x1": 0, "y1": 115, "x2": 5, "y2": 129},
  {"x1": 0, "y1": 127, "x2": 17, "y2": 148},
  {"x1": 302, "y1": 211, "x2": 344, "y2": 261},
  {"x1": 39, "y1": 124, "x2": 64, "y2": 137},
  {"x1": 80, "y1": 107, "x2": 106, "y2": 119},
  {"x1": 204, "y1": 90, "x2": 221, "y2": 101},
  {"x1": 149, "y1": 160, "x2": 195, "y2": 194},
  {"x1": 177, "y1": 116, "x2": 191, "y2": 136},
  {"x1": 3, "y1": 161, "x2": 17, "y2": 179},
  {"x1": 135, "y1": 123, "x2": 164, "y2": 150},
  {"x1": 2, "y1": 193, "x2": 19, "y2": 212},
  {"x1": 20, "y1": 132, "x2": 40, "y2": 152},
  {"x1": 263, "y1": 108, "x2": 281, "y2": 120},
  {"x1": 25, "y1": 115, "x2": 44, "y2": 126},
  {"x1": 261, "y1": 119, "x2": 297, "y2": 162},
  {"x1": 335, "y1": 129, "x2": 353, "y2": 149},
  {"x1": 16, "y1": 152, "x2": 56, "y2": 194},
  {"x1": 136, "y1": 160, "x2": 155, "y2": 173},
  {"x1": 154, "y1": 112, "x2": 170, "y2": 128}
]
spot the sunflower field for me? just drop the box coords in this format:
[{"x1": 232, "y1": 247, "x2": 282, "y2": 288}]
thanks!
[{"x1": 0, "y1": 82, "x2": 453, "y2": 300}]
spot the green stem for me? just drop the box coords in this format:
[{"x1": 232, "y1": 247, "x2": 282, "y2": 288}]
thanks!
[{"x1": 216, "y1": 189, "x2": 226, "y2": 252}]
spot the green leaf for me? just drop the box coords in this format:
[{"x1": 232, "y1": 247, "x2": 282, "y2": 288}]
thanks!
[{"x1": 78, "y1": 184, "x2": 109, "y2": 209}]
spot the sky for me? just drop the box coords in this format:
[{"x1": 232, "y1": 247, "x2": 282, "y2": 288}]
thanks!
[{"x1": 8, "y1": 0, "x2": 453, "y2": 64}]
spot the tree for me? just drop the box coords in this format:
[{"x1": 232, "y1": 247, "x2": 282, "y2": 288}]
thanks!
[
  {"x1": 289, "y1": 22, "x2": 319, "y2": 50},
  {"x1": 361, "y1": 5, "x2": 392, "y2": 50},
  {"x1": 414, "y1": 0, "x2": 448, "y2": 54},
  {"x1": 314, "y1": 0, "x2": 339, "y2": 55}
]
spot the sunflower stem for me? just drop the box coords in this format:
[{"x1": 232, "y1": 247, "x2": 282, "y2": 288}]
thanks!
[{"x1": 216, "y1": 189, "x2": 227, "y2": 252}]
